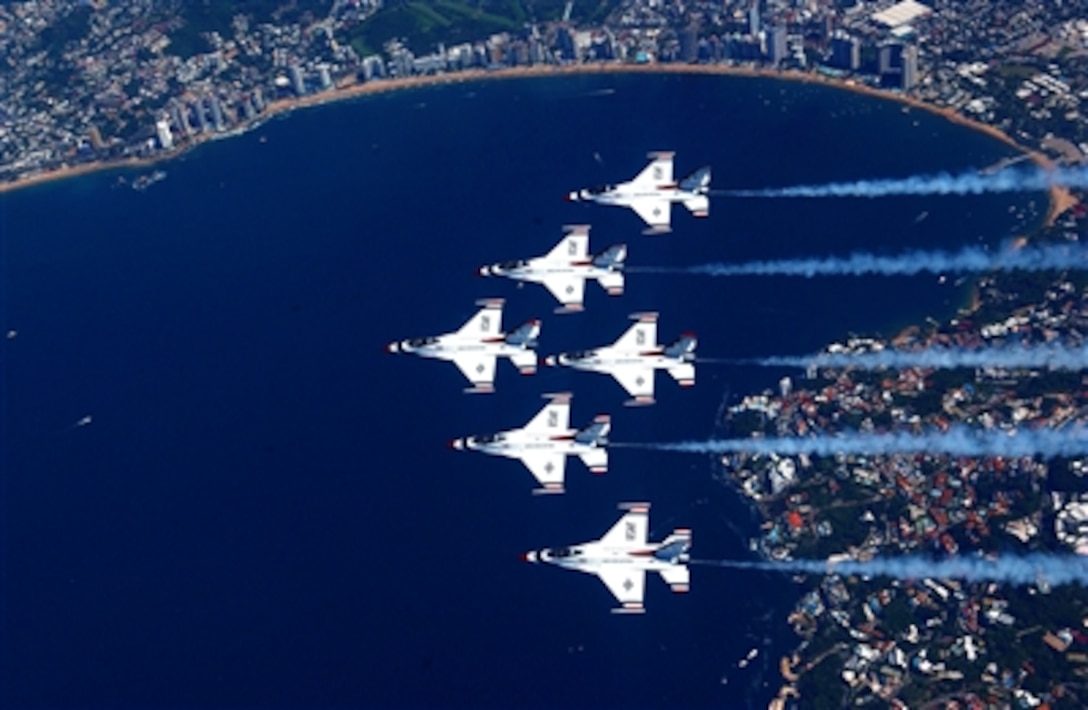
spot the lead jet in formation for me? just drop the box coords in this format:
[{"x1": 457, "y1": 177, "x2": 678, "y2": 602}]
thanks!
[
  {"x1": 544, "y1": 312, "x2": 696, "y2": 406},
  {"x1": 386, "y1": 298, "x2": 539, "y2": 393},
  {"x1": 566, "y1": 151, "x2": 711, "y2": 234},
  {"x1": 478, "y1": 225, "x2": 626, "y2": 314},
  {"x1": 523, "y1": 502, "x2": 691, "y2": 614},
  {"x1": 450, "y1": 392, "x2": 609, "y2": 495}
]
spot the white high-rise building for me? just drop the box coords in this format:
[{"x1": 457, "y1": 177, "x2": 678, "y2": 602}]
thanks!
[{"x1": 155, "y1": 119, "x2": 174, "y2": 150}]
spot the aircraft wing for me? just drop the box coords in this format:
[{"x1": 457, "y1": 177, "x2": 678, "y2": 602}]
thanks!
[
  {"x1": 523, "y1": 394, "x2": 571, "y2": 434},
  {"x1": 521, "y1": 451, "x2": 567, "y2": 489},
  {"x1": 456, "y1": 300, "x2": 504, "y2": 339},
  {"x1": 599, "y1": 507, "x2": 649, "y2": 547},
  {"x1": 610, "y1": 366, "x2": 655, "y2": 401},
  {"x1": 597, "y1": 567, "x2": 646, "y2": 607},
  {"x1": 613, "y1": 316, "x2": 658, "y2": 351},
  {"x1": 631, "y1": 152, "x2": 674, "y2": 187},
  {"x1": 544, "y1": 227, "x2": 589, "y2": 261},
  {"x1": 628, "y1": 197, "x2": 671, "y2": 232},
  {"x1": 452, "y1": 353, "x2": 496, "y2": 390},
  {"x1": 541, "y1": 274, "x2": 586, "y2": 310}
]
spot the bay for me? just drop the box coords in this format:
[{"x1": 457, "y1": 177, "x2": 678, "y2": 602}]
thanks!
[{"x1": 3, "y1": 72, "x2": 1039, "y2": 708}]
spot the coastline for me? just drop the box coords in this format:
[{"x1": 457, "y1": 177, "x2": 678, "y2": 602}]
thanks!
[{"x1": 0, "y1": 62, "x2": 1076, "y2": 222}]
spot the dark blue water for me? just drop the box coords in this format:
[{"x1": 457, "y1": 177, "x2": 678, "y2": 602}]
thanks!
[{"x1": 3, "y1": 73, "x2": 1038, "y2": 709}]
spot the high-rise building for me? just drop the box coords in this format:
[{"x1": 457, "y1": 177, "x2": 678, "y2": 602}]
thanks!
[
  {"x1": 878, "y1": 42, "x2": 903, "y2": 76},
  {"x1": 879, "y1": 42, "x2": 918, "y2": 90},
  {"x1": 155, "y1": 119, "x2": 173, "y2": 150},
  {"x1": 748, "y1": 0, "x2": 761, "y2": 37},
  {"x1": 766, "y1": 26, "x2": 788, "y2": 65},
  {"x1": 829, "y1": 33, "x2": 860, "y2": 71},
  {"x1": 208, "y1": 96, "x2": 226, "y2": 132},
  {"x1": 679, "y1": 25, "x2": 699, "y2": 63},
  {"x1": 289, "y1": 64, "x2": 306, "y2": 96},
  {"x1": 901, "y1": 44, "x2": 919, "y2": 90}
]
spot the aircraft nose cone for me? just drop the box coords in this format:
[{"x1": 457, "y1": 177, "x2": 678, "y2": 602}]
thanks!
[
  {"x1": 522, "y1": 551, "x2": 538, "y2": 563},
  {"x1": 544, "y1": 355, "x2": 556, "y2": 366},
  {"x1": 478, "y1": 265, "x2": 491, "y2": 277},
  {"x1": 449, "y1": 438, "x2": 465, "y2": 450},
  {"x1": 386, "y1": 342, "x2": 400, "y2": 353},
  {"x1": 566, "y1": 191, "x2": 577, "y2": 202}
]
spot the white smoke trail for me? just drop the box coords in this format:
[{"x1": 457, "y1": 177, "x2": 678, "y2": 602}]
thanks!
[
  {"x1": 628, "y1": 243, "x2": 1087, "y2": 278},
  {"x1": 756, "y1": 342, "x2": 1088, "y2": 371},
  {"x1": 695, "y1": 554, "x2": 1088, "y2": 587},
  {"x1": 617, "y1": 425, "x2": 1088, "y2": 458},
  {"x1": 725, "y1": 166, "x2": 1088, "y2": 198}
]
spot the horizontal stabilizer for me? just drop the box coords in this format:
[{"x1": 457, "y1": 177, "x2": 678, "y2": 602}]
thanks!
[
  {"x1": 596, "y1": 271, "x2": 624, "y2": 296},
  {"x1": 682, "y1": 195, "x2": 709, "y2": 218},
  {"x1": 578, "y1": 447, "x2": 608, "y2": 474},
  {"x1": 509, "y1": 349, "x2": 538, "y2": 375},
  {"x1": 658, "y1": 565, "x2": 690, "y2": 593},
  {"x1": 667, "y1": 362, "x2": 695, "y2": 388}
]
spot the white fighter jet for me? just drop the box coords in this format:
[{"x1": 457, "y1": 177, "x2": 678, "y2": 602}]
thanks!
[
  {"x1": 567, "y1": 152, "x2": 711, "y2": 234},
  {"x1": 478, "y1": 225, "x2": 626, "y2": 314},
  {"x1": 450, "y1": 392, "x2": 609, "y2": 495},
  {"x1": 523, "y1": 502, "x2": 692, "y2": 614},
  {"x1": 386, "y1": 298, "x2": 539, "y2": 393},
  {"x1": 544, "y1": 312, "x2": 696, "y2": 406}
]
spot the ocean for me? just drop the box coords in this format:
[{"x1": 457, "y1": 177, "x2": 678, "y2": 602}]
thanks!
[{"x1": 2, "y1": 72, "x2": 1040, "y2": 709}]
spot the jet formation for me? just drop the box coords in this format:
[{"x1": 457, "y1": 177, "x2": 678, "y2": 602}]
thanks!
[
  {"x1": 387, "y1": 152, "x2": 710, "y2": 611},
  {"x1": 567, "y1": 151, "x2": 712, "y2": 234}
]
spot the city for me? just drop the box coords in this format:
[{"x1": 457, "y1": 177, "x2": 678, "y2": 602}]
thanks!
[{"x1": 2, "y1": 0, "x2": 1086, "y2": 188}]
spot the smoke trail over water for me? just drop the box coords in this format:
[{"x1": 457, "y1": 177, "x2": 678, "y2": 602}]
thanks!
[
  {"x1": 725, "y1": 166, "x2": 1088, "y2": 198},
  {"x1": 628, "y1": 243, "x2": 1087, "y2": 278},
  {"x1": 755, "y1": 342, "x2": 1088, "y2": 371},
  {"x1": 616, "y1": 425, "x2": 1088, "y2": 458},
  {"x1": 695, "y1": 554, "x2": 1088, "y2": 587}
]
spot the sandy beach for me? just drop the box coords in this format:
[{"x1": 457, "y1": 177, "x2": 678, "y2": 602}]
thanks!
[{"x1": 0, "y1": 62, "x2": 1077, "y2": 223}]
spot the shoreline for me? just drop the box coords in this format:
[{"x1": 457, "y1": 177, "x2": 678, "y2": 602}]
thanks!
[{"x1": 0, "y1": 62, "x2": 1076, "y2": 222}]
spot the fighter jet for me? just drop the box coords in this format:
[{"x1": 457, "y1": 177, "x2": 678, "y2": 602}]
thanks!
[
  {"x1": 567, "y1": 151, "x2": 711, "y2": 234},
  {"x1": 544, "y1": 312, "x2": 696, "y2": 406},
  {"x1": 386, "y1": 298, "x2": 539, "y2": 393},
  {"x1": 478, "y1": 225, "x2": 626, "y2": 314},
  {"x1": 450, "y1": 392, "x2": 609, "y2": 495},
  {"x1": 523, "y1": 502, "x2": 691, "y2": 614}
]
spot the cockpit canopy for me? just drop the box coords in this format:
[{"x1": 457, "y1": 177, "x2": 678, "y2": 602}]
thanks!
[
  {"x1": 473, "y1": 433, "x2": 502, "y2": 444},
  {"x1": 567, "y1": 350, "x2": 594, "y2": 360},
  {"x1": 549, "y1": 546, "x2": 580, "y2": 559},
  {"x1": 498, "y1": 259, "x2": 526, "y2": 270},
  {"x1": 407, "y1": 336, "x2": 438, "y2": 347},
  {"x1": 584, "y1": 185, "x2": 613, "y2": 196}
]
